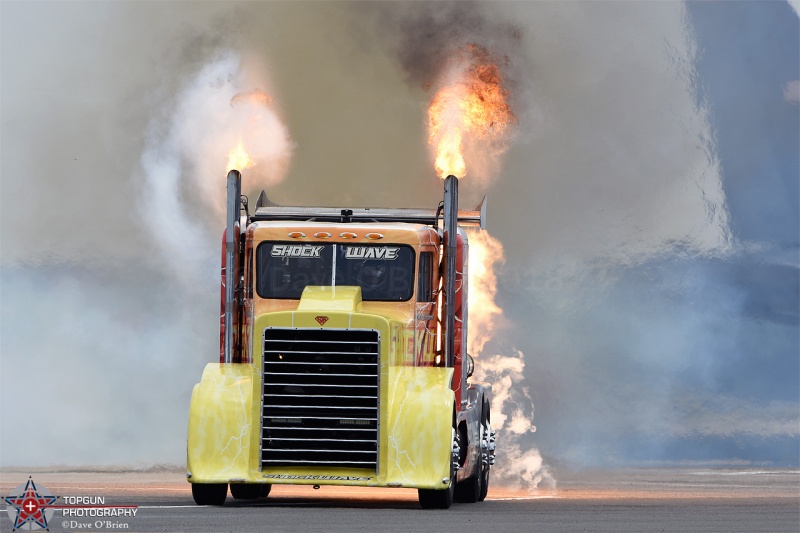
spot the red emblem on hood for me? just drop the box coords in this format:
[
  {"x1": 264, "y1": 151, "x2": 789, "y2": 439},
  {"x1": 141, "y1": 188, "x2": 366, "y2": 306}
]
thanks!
[{"x1": 315, "y1": 316, "x2": 329, "y2": 325}]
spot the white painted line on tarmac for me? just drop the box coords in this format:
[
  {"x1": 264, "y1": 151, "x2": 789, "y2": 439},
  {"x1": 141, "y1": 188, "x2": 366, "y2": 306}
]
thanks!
[
  {"x1": 136, "y1": 505, "x2": 205, "y2": 509},
  {"x1": 490, "y1": 495, "x2": 557, "y2": 501}
]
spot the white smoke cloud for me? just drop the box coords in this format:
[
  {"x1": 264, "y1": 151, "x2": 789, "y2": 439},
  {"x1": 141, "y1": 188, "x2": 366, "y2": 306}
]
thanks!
[
  {"x1": 787, "y1": 0, "x2": 800, "y2": 19},
  {"x1": 137, "y1": 51, "x2": 293, "y2": 289},
  {"x1": 490, "y1": 2, "x2": 732, "y2": 271},
  {"x1": 495, "y1": 445, "x2": 555, "y2": 490},
  {"x1": 784, "y1": 80, "x2": 800, "y2": 104}
]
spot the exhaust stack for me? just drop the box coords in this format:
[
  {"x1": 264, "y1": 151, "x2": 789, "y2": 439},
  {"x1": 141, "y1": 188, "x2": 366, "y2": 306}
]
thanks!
[
  {"x1": 223, "y1": 170, "x2": 242, "y2": 364},
  {"x1": 443, "y1": 175, "x2": 458, "y2": 367}
]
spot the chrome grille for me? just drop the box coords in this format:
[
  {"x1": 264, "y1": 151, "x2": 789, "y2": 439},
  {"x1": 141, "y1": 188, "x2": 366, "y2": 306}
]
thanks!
[{"x1": 261, "y1": 328, "x2": 379, "y2": 470}]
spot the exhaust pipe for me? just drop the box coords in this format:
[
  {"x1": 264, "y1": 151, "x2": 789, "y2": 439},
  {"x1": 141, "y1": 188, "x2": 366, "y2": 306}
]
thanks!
[
  {"x1": 223, "y1": 170, "x2": 242, "y2": 364},
  {"x1": 443, "y1": 175, "x2": 458, "y2": 367}
]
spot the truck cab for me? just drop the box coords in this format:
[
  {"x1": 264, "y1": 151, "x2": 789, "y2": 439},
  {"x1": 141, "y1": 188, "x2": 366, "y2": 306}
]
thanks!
[{"x1": 187, "y1": 172, "x2": 496, "y2": 508}]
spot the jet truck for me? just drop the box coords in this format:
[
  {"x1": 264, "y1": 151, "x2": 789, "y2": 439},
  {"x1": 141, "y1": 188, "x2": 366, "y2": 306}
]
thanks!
[{"x1": 187, "y1": 171, "x2": 496, "y2": 509}]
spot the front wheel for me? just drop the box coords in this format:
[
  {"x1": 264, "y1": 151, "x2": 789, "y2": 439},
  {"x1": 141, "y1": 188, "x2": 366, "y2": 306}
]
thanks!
[
  {"x1": 418, "y1": 483, "x2": 454, "y2": 509},
  {"x1": 191, "y1": 483, "x2": 227, "y2": 506},
  {"x1": 418, "y1": 426, "x2": 457, "y2": 509},
  {"x1": 230, "y1": 483, "x2": 269, "y2": 500},
  {"x1": 454, "y1": 473, "x2": 481, "y2": 503}
]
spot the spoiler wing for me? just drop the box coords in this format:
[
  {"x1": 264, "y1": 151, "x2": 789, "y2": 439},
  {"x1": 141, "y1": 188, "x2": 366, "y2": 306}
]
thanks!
[{"x1": 253, "y1": 190, "x2": 486, "y2": 229}]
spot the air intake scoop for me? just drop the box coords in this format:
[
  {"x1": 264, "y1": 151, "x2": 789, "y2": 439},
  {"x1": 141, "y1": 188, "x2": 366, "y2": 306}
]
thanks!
[{"x1": 297, "y1": 286, "x2": 363, "y2": 313}]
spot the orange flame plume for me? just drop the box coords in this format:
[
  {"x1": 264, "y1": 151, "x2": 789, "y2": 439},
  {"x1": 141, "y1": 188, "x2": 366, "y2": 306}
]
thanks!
[
  {"x1": 227, "y1": 141, "x2": 253, "y2": 171},
  {"x1": 226, "y1": 89, "x2": 275, "y2": 172},
  {"x1": 230, "y1": 88, "x2": 273, "y2": 108},
  {"x1": 467, "y1": 229, "x2": 504, "y2": 356},
  {"x1": 427, "y1": 44, "x2": 516, "y2": 179}
]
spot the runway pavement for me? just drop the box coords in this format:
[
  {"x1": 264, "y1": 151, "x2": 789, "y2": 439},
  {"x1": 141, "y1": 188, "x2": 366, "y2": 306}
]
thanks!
[{"x1": 1, "y1": 468, "x2": 797, "y2": 533}]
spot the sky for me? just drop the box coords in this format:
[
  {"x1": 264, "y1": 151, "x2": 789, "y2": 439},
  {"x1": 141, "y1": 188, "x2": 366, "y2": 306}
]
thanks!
[{"x1": 0, "y1": 1, "x2": 797, "y2": 479}]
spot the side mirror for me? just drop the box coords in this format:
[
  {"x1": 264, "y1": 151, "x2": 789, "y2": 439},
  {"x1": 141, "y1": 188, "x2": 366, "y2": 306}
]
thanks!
[{"x1": 466, "y1": 354, "x2": 475, "y2": 378}]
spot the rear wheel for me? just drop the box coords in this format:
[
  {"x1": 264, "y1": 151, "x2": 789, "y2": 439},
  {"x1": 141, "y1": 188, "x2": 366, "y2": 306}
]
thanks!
[
  {"x1": 454, "y1": 422, "x2": 481, "y2": 503},
  {"x1": 479, "y1": 467, "x2": 490, "y2": 501},
  {"x1": 455, "y1": 398, "x2": 491, "y2": 503},
  {"x1": 478, "y1": 399, "x2": 491, "y2": 502},
  {"x1": 191, "y1": 483, "x2": 227, "y2": 506}
]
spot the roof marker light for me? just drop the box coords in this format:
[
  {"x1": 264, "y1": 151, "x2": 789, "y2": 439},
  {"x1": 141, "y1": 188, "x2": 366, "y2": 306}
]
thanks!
[
  {"x1": 365, "y1": 232, "x2": 384, "y2": 240},
  {"x1": 314, "y1": 232, "x2": 332, "y2": 239},
  {"x1": 288, "y1": 231, "x2": 305, "y2": 238},
  {"x1": 339, "y1": 232, "x2": 358, "y2": 239}
]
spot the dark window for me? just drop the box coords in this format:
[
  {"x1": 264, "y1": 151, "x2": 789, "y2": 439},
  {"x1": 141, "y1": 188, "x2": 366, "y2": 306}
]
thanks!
[
  {"x1": 256, "y1": 243, "x2": 333, "y2": 299},
  {"x1": 336, "y1": 245, "x2": 415, "y2": 301},
  {"x1": 256, "y1": 242, "x2": 415, "y2": 301},
  {"x1": 417, "y1": 251, "x2": 435, "y2": 302}
]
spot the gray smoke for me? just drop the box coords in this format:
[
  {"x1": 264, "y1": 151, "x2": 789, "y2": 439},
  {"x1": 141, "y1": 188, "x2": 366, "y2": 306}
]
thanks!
[
  {"x1": 378, "y1": 2, "x2": 525, "y2": 91},
  {"x1": 1, "y1": 2, "x2": 795, "y2": 479}
]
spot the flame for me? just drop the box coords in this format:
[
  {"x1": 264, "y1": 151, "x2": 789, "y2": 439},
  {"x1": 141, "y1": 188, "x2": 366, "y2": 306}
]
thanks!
[
  {"x1": 226, "y1": 89, "x2": 276, "y2": 172},
  {"x1": 435, "y1": 126, "x2": 466, "y2": 179},
  {"x1": 468, "y1": 229, "x2": 546, "y2": 470},
  {"x1": 467, "y1": 229, "x2": 505, "y2": 355},
  {"x1": 227, "y1": 141, "x2": 254, "y2": 171},
  {"x1": 430, "y1": 48, "x2": 551, "y2": 490},
  {"x1": 427, "y1": 44, "x2": 516, "y2": 178},
  {"x1": 230, "y1": 88, "x2": 272, "y2": 108},
  {"x1": 466, "y1": 228, "x2": 515, "y2": 431}
]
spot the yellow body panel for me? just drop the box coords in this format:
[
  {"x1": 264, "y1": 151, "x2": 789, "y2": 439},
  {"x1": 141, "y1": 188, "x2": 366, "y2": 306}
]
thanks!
[
  {"x1": 186, "y1": 363, "x2": 259, "y2": 483},
  {"x1": 188, "y1": 313, "x2": 455, "y2": 488},
  {"x1": 296, "y1": 286, "x2": 363, "y2": 312},
  {"x1": 383, "y1": 366, "x2": 455, "y2": 488}
]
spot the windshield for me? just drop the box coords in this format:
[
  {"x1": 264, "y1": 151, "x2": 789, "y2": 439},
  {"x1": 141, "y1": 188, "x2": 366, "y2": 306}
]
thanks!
[{"x1": 256, "y1": 242, "x2": 416, "y2": 301}]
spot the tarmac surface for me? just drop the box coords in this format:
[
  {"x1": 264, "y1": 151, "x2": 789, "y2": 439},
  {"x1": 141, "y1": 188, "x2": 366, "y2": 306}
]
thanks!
[{"x1": 1, "y1": 468, "x2": 798, "y2": 533}]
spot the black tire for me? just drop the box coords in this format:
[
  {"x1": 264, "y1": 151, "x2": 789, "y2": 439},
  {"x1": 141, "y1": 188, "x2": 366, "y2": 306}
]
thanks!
[
  {"x1": 259, "y1": 484, "x2": 272, "y2": 498},
  {"x1": 478, "y1": 467, "x2": 490, "y2": 501},
  {"x1": 454, "y1": 474, "x2": 481, "y2": 503},
  {"x1": 455, "y1": 400, "x2": 488, "y2": 503},
  {"x1": 478, "y1": 399, "x2": 491, "y2": 502},
  {"x1": 453, "y1": 419, "x2": 479, "y2": 503},
  {"x1": 419, "y1": 423, "x2": 456, "y2": 509},
  {"x1": 191, "y1": 483, "x2": 227, "y2": 506},
  {"x1": 418, "y1": 482, "x2": 454, "y2": 509},
  {"x1": 230, "y1": 483, "x2": 264, "y2": 500}
]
